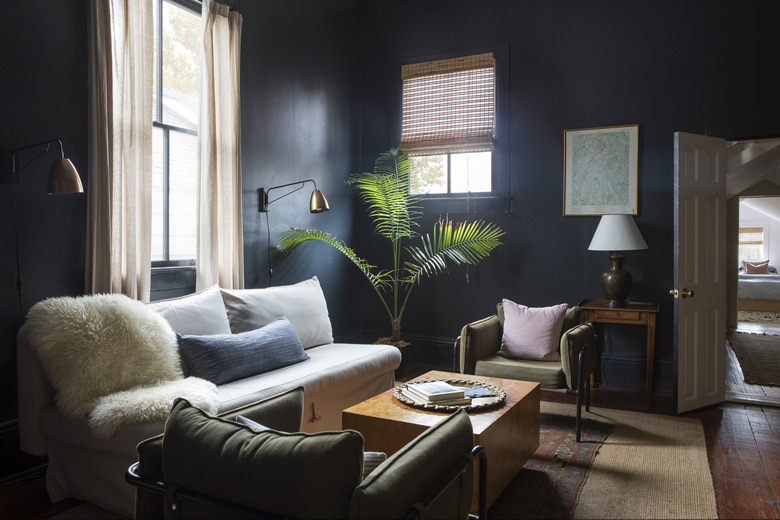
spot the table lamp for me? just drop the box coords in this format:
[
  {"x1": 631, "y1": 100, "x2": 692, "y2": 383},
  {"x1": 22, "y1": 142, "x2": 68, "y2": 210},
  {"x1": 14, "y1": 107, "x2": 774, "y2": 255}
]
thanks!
[{"x1": 588, "y1": 214, "x2": 648, "y2": 308}]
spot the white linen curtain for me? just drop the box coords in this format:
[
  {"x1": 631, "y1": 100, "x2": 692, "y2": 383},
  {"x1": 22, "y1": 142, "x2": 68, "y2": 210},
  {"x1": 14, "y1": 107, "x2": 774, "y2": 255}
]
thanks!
[
  {"x1": 196, "y1": 0, "x2": 244, "y2": 291},
  {"x1": 86, "y1": 0, "x2": 153, "y2": 301}
]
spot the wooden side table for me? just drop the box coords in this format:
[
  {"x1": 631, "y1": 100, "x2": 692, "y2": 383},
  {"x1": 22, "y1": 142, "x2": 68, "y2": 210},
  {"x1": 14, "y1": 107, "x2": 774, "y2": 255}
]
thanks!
[{"x1": 578, "y1": 299, "x2": 660, "y2": 393}]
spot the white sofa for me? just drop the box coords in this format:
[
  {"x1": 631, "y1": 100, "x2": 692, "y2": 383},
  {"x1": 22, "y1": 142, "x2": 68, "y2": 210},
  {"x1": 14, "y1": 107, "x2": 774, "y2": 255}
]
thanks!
[{"x1": 17, "y1": 277, "x2": 401, "y2": 518}]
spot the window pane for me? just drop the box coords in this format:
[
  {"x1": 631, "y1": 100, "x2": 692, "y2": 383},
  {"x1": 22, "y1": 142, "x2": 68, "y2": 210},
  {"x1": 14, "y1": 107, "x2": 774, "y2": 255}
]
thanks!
[
  {"x1": 162, "y1": 1, "x2": 200, "y2": 131},
  {"x1": 169, "y1": 131, "x2": 198, "y2": 260},
  {"x1": 151, "y1": 127, "x2": 164, "y2": 261},
  {"x1": 410, "y1": 155, "x2": 447, "y2": 194},
  {"x1": 739, "y1": 245, "x2": 763, "y2": 261},
  {"x1": 451, "y1": 152, "x2": 491, "y2": 193}
]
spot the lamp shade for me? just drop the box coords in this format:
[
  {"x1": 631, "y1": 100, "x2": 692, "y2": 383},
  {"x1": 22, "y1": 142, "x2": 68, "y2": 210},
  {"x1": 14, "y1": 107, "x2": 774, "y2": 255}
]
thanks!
[
  {"x1": 588, "y1": 214, "x2": 647, "y2": 251},
  {"x1": 309, "y1": 189, "x2": 329, "y2": 213},
  {"x1": 47, "y1": 158, "x2": 83, "y2": 194}
]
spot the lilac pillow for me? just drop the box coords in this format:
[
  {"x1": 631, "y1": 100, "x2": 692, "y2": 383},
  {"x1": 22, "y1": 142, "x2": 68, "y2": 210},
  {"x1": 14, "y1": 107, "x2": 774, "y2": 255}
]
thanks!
[{"x1": 498, "y1": 300, "x2": 568, "y2": 361}]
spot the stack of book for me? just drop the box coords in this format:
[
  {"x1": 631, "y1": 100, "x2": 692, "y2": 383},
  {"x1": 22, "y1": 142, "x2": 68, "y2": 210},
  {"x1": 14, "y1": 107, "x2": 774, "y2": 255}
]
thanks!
[{"x1": 401, "y1": 381, "x2": 471, "y2": 406}]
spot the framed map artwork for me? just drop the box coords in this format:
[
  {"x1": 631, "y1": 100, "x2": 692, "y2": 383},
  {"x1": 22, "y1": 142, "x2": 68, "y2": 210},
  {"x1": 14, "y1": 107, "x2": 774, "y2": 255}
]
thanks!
[{"x1": 563, "y1": 124, "x2": 639, "y2": 216}]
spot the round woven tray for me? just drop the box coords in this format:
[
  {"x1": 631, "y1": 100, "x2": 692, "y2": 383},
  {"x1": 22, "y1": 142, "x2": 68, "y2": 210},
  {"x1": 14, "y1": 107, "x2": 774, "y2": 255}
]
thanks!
[{"x1": 393, "y1": 378, "x2": 506, "y2": 413}]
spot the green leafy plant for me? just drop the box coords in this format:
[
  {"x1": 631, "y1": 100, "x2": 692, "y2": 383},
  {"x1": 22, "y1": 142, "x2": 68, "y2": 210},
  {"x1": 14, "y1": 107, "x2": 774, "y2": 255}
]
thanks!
[{"x1": 276, "y1": 147, "x2": 504, "y2": 345}]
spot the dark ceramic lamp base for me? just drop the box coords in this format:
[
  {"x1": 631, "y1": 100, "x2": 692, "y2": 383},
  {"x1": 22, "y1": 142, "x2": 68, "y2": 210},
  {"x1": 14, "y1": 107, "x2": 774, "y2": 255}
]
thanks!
[{"x1": 601, "y1": 252, "x2": 631, "y2": 308}]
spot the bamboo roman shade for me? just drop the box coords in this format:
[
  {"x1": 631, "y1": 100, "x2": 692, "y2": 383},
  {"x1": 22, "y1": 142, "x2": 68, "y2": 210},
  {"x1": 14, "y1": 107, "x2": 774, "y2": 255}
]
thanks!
[
  {"x1": 739, "y1": 226, "x2": 764, "y2": 245},
  {"x1": 401, "y1": 52, "x2": 495, "y2": 156}
]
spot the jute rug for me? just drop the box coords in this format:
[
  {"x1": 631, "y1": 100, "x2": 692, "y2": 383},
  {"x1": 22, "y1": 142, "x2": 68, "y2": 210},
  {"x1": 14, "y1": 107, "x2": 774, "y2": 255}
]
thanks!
[
  {"x1": 728, "y1": 331, "x2": 780, "y2": 387},
  {"x1": 490, "y1": 402, "x2": 717, "y2": 520},
  {"x1": 738, "y1": 310, "x2": 780, "y2": 324}
]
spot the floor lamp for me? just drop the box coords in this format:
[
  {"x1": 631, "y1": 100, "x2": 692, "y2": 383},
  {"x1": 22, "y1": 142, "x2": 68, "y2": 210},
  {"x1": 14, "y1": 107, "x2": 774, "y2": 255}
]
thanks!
[{"x1": 1, "y1": 138, "x2": 84, "y2": 323}]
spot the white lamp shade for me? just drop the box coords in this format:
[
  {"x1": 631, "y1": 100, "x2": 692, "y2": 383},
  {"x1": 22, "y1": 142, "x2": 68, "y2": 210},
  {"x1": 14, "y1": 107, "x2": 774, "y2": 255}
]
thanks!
[{"x1": 588, "y1": 214, "x2": 648, "y2": 251}]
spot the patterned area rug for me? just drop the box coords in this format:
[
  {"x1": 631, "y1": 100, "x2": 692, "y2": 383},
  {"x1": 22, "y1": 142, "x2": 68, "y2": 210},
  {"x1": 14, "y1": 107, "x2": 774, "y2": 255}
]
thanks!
[
  {"x1": 728, "y1": 331, "x2": 780, "y2": 387},
  {"x1": 738, "y1": 310, "x2": 780, "y2": 324},
  {"x1": 488, "y1": 405, "x2": 611, "y2": 519}
]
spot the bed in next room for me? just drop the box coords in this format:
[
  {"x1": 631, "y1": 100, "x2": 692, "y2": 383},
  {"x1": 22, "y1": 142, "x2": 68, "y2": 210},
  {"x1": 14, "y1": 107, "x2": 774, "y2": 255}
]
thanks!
[{"x1": 737, "y1": 260, "x2": 780, "y2": 312}]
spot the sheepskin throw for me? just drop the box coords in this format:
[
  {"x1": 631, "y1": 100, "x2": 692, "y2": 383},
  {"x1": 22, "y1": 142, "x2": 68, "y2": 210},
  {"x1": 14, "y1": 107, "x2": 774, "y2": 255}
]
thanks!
[
  {"x1": 25, "y1": 293, "x2": 218, "y2": 436},
  {"x1": 89, "y1": 377, "x2": 218, "y2": 439}
]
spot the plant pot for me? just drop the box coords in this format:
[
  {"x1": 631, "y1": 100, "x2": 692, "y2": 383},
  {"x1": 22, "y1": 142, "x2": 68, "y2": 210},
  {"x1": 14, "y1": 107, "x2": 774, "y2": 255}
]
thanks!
[{"x1": 375, "y1": 337, "x2": 410, "y2": 380}]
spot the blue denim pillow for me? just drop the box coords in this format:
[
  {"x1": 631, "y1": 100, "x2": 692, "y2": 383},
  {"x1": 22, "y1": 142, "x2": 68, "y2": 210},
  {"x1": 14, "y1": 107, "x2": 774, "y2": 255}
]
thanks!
[{"x1": 177, "y1": 316, "x2": 309, "y2": 385}]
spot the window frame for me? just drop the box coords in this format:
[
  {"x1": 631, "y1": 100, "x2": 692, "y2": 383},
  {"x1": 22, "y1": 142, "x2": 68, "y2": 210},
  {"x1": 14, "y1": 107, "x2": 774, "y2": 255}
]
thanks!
[
  {"x1": 151, "y1": 0, "x2": 201, "y2": 269},
  {"x1": 738, "y1": 224, "x2": 768, "y2": 261},
  {"x1": 394, "y1": 47, "x2": 510, "y2": 214}
]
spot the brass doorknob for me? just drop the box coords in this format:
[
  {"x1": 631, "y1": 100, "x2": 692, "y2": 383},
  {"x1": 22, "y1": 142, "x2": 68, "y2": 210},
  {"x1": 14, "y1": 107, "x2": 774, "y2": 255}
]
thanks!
[{"x1": 669, "y1": 288, "x2": 695, "y2": 299}]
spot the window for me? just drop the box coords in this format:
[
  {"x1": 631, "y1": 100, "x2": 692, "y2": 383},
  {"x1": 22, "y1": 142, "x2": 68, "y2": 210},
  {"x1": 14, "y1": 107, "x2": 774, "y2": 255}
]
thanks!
[
  {"x1": 152, "y1": 0, "x2": 201, "y2": 265},
  {"x1": 739, "y1": 226, "x2": 765, "y2": 261},
  {"x1": 401, "y1": 53, "x2": 495, "y2": 195}
]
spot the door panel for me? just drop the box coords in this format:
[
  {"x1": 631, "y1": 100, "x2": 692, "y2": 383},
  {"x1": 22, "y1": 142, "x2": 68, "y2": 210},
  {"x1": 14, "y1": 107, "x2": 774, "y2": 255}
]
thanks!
[{"x1": 674, "y1": 132, "x2": 726, "y2": 413}]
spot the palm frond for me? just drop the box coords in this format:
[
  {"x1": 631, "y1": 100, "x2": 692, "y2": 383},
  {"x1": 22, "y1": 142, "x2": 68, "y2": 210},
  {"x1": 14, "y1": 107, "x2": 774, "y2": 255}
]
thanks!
[
  {"x1": 404, "y1": 219, "x2": 505, "y2": 284},
  {"x1": 276, "y1": 227, "x2": 391, "y2": 290},
  {"x1": 346, "y1": 148, "x2": 421, "y2": 240}
]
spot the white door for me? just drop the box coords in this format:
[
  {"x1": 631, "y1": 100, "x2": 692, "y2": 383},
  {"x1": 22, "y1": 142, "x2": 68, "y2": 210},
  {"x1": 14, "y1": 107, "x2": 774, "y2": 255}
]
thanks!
[{"x1": 673, "y1": 132, "x2": 727, "y2": 414}]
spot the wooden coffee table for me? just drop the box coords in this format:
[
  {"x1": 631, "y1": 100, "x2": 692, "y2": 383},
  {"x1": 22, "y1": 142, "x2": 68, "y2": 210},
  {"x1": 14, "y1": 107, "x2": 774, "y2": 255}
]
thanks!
[{"x1": 342, "y1": 370, "x2": 540, "y2": 511}]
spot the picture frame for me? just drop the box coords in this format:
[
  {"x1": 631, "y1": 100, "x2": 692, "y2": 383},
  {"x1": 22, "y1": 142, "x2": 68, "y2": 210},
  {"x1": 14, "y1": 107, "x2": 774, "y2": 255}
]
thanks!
[{"x1": 563, "y1": 124, "x2": 639, "y2": 216}]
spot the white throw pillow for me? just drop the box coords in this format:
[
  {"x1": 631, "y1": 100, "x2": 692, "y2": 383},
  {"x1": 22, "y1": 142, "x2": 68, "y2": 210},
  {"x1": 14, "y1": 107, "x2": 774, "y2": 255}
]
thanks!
[
  {"x1": 147, "y1": 285, "x2": 232, "y2": 335},
  {"x1": 220, "y1": 277, "x2": 334, "y2": 349}
]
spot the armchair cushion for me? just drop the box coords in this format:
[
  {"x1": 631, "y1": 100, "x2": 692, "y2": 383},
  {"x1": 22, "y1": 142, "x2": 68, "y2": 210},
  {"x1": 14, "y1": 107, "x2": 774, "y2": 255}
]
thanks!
[
  {"x1": 350, "y1": 409, "x2": 474, "y2": 520},
  {"x1": 162, "y1": 398, "x2": 363, "y2": 520},
  {"x1": 475, "y1": 355, "x2": 565, "y2": 389},
  {"x1": 498, "y1": 300, "x2": 567, "y2": 361},
  {"x1": 135, "y1": 387, "x2": 305, "y2": 520}
]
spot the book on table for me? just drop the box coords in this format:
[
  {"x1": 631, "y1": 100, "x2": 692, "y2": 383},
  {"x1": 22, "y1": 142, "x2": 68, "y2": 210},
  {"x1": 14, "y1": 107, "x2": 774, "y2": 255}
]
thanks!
[
  {"x1": 406, "y1": 381, "x2": 465, "y2": 402},
  {"x1": 400, "y1": 389, "x2": 472, "y2": 406}
]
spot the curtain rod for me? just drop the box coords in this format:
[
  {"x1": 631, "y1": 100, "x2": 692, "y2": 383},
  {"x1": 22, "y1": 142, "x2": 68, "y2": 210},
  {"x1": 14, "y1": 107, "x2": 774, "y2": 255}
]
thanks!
[{"x1": 214, "y1": 0, "x2": 239, "y2": 13}]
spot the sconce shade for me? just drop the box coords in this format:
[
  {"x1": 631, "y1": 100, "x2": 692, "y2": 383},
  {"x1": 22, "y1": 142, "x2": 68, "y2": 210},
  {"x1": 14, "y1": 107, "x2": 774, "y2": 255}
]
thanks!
[
  {"x1": 309, "y1": 189, "x2": 329, "y2": 213},
  {"x1": 2, "y1": 139, "x2": 84, "y2": 194},
  {"x1": 48, "y1": 158, "x2": 83, "y2": 194},
  {"x1": 588, "y1": 214, "x2": 648, "y2": 251},
  {"x1": 588, "y1": 214, "x2": 648, "y2": 308}
]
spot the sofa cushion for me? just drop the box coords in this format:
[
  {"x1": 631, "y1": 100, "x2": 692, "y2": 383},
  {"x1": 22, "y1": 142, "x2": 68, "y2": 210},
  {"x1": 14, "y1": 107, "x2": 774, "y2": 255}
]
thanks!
[
  {"x1": 177, "y1": 316, "x2": 309, "y2": 385},
  {"x1": 221, "y1": 277, "x2": 333, "y2": 349},
  {"x1": 24, "y1": 294, "x2": 182, "y2": 420},
  {"x1": 215, "y1": 342, "x2": 401, "y2": 432},
  {"x1": 162, "y1": 398, "x2": 363, "y2": 519},
  {"x1": 147, "y1": 285, "x2": 232, "y2": 335},
  {"x1": 499, "y1": 300, "x2": 567, "y2": 361},
  {"x1": 475, "y1": 354, "x2": 565, "y2": 389}
]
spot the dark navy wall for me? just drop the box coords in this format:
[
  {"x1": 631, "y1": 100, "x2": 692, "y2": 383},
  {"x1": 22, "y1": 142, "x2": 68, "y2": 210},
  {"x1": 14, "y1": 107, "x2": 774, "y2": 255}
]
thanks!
[
  {"x1": 357, "y1": 0, "x2": 780, "y2": 392},
  {"x1": 0, "y1": 1, "x2": 89, "y2": 425},
  {"x1": 236, "y1": 0, "x2": 362, "y2": 336},
  {"x1": 2, "y1": 0, "x2": 780, "y2": 429},
  {"x1": 0, "y1": 0, "x2": 361, "y2": 428}
]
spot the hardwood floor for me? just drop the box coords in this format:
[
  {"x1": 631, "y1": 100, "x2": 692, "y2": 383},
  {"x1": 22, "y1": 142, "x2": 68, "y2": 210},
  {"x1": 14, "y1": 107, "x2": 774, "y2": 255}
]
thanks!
[{"x1": 1, "y1": 368, "x2": 778, "y2": 519}]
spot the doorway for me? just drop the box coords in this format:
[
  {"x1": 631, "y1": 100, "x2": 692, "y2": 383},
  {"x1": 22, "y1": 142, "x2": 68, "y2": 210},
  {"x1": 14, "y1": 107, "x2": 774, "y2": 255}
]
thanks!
[{"x1": 725, "y1": 139, "x2": 780, "y2": 406}]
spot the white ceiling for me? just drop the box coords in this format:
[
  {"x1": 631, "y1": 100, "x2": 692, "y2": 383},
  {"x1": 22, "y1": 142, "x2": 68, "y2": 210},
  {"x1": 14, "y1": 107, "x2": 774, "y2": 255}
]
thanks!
[
  {"x1": 728, "y1": 138, "x2": 780, "y2": 223},
  {"x1": 727, "y1": 137, "x2": 780, "y2": 197}
]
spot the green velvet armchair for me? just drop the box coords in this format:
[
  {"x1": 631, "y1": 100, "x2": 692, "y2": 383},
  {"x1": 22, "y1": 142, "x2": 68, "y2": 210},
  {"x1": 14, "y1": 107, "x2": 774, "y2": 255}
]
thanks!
[
  {"x1": 458, "y1": 304, "x2": 599, "y2": 442},
  {"x1": 128, "y1": 387, "x2": 487, "y2": 519}
]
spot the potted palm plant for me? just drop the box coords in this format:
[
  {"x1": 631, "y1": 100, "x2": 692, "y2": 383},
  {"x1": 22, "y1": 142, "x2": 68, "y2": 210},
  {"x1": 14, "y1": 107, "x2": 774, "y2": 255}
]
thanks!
[{"x1": 276, "y1": 147, "x2": 504, "y2": 348}]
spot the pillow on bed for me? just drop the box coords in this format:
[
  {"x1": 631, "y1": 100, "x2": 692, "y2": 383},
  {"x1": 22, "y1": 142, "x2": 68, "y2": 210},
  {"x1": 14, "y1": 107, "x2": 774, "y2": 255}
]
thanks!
[{"x1": 743, "y1": 260, "x2": 770, "y2": 274}]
